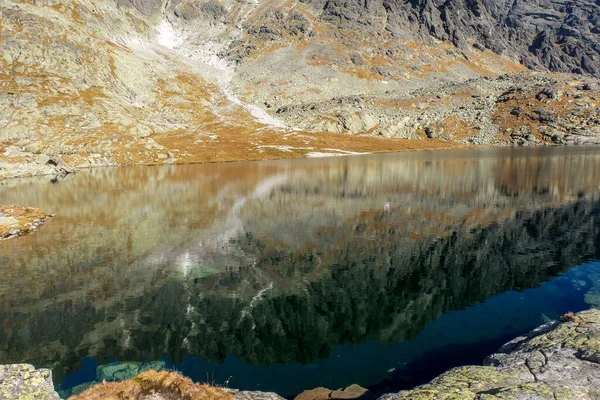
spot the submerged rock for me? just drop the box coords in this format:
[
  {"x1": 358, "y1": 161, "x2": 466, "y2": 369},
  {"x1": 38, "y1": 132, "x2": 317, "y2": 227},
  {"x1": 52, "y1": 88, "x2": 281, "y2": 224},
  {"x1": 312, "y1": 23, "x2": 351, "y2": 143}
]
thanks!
[
  {"x1": 295, "y1": 384, "x2": 369, "y2": 400},
  {"x1": 96, "y1": 361, "x2": 167, "y2": 382},
  {"x1": 0, "y1": 364, "x2": 59, "y2": 400},
  {"x1": 380, "y1": 309, "x2": 600, "y2": 400}
]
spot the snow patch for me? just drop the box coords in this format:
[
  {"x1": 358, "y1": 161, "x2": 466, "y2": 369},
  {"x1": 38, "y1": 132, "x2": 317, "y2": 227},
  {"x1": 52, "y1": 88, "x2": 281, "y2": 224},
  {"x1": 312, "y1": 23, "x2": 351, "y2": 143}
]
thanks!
[
  {"x1": 305, "y1": 149, "x2": 368, "y2": 158},
  {"x1": 135, "y1": 18, "x2": 290, "y2": 130},
  {"x1": 156, "y1": 20, "x2": 183, "y2": 50}
]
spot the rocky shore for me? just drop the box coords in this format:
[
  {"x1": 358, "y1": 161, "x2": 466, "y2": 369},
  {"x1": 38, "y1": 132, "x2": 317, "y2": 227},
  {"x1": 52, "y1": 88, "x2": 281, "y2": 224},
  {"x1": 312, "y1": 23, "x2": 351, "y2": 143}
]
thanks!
[
  {"x1": 0, "y1": 205, "x2": 53, "y2": 240},
  {"x1": 2, "y1": 309, "x2": 598, "y2": 400},
  {"x1": 381, "y1": 309, "x2": 600, "y2": 399}
]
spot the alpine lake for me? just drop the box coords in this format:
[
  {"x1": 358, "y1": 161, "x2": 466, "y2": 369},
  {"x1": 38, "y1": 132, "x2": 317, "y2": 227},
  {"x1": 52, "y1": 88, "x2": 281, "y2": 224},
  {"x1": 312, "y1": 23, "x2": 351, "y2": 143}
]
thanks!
[{"x1": 1, "y1": 146, "x2": 600, "y2": 398}]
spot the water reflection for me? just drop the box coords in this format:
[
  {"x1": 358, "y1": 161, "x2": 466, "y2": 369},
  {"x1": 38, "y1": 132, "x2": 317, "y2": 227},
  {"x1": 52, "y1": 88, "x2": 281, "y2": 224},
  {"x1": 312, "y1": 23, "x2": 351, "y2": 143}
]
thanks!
[{"x1": 0, "y1": 147, "x2": 599, "y2": 396}]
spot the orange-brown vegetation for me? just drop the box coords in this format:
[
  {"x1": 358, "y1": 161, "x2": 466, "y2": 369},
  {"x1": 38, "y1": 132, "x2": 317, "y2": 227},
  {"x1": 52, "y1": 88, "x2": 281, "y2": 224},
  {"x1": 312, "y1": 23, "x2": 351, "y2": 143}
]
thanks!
[
  {"x1": 0, "y1": 205, "x2": 53, "y2": 239},
  {"x1": 71, "y1": 370, "x2": 233, "y2": 400},
  {"x1": 435, "y1": 115, "x2": 474, "y2": 140},
  {"x1": 559, "y1": 311, "x2": 582, "y2": 324}
]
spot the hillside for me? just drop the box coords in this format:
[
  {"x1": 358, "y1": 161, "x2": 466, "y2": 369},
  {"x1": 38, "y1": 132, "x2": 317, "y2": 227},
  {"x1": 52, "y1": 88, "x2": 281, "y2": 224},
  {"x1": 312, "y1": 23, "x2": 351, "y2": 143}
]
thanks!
[{"x1": 1, "y1": 0, "x2": 600, "y2": 178}]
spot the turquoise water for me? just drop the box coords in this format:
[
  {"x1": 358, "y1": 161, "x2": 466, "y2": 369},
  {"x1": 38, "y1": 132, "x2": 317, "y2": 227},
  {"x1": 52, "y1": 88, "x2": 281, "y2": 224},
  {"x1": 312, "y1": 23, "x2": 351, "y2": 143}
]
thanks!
[{"x1": 0, "y1": 146, "x2": 599, "y2": 397}]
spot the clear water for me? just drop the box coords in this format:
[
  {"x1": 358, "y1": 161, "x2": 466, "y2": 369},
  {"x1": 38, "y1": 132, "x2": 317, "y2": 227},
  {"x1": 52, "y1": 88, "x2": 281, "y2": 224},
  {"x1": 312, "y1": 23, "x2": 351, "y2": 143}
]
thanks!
[{"x1": 1, "y1": 146, "x2": 599, "y2": 398}]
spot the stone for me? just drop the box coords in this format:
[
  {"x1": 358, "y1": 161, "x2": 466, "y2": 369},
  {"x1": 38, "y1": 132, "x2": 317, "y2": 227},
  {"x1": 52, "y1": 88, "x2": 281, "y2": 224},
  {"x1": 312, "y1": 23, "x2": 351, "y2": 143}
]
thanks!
[
  {"x1": 380, "y1": 309, "x2": 600, "y2": 400},
  {"x1": 296, "y1": 384, "x2": 368, "y2": 400},
  {"x1": 425, "y1": 126, "x2": 437, "y2": 138},
  {"x1": 510, "y1": 107, "x2": 524, "y2": 117},
  {"x1": 0, "y1": 364, "x2": 59, "y2": 400},
  {"x1": 232, "y1": 390, "x2": 286, "y2": 400},
  {"x1": 338, "y1": 112, "x2": 378, "y2": 134},
  {"x1": 536, "y1": 88, "x2": 558, "y2": 101},
  {"x1": 96, "y1": 360, "x2": 166, "y2": 382}
]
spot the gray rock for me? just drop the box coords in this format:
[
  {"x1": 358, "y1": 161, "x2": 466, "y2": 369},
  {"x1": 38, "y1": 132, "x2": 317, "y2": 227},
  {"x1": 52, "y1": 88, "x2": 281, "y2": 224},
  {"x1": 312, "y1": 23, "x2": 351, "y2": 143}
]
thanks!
[
  {"x1": 425, "y1": 126, "x2": 437, "y2": 138},
  {"x1": 0, "y1": 364, "x2": 59, "y2": 400},
  {"x1": 379, "y1": 309, "x2": 600, "y2": 400},
  {"x1": 230, "y1": 390, "x2": 286, "y2": 400},
  {"x1": 301, "y1": 0, "x2": 600, "y2": 75}
]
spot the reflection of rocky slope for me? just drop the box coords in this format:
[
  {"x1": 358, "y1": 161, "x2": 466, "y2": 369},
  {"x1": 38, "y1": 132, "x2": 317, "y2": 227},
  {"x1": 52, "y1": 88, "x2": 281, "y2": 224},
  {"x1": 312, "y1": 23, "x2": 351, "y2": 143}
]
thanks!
[
  {"x1": 2, "y1": 0, "x2": 600, "y2": 179},
  {"x1": 1, "y1": 149, "x2": 599, "y2": 385}
]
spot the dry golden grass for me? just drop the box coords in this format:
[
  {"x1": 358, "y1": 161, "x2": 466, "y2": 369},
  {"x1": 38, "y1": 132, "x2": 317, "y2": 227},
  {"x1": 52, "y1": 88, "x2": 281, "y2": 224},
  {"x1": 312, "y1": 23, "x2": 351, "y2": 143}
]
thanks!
[
  {"x1": 0, "y1": 205, "x2": 53, "y2": 239},
  {"x1": 435, "y1": 115, "x2": 474, "y2": 140},
  {"x1": 70, "y1": 370, "x2": 234, "y2": 400}
]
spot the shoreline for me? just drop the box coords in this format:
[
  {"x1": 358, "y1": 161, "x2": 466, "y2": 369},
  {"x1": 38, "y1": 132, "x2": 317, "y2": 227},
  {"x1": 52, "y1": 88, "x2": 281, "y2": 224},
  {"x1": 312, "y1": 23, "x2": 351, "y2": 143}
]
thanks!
[
  {"x1": 1, "y1": 309, "x2": 598, "y2": 400},
  {"x1": 0, "y1": 137, "x2": 471, "y2": 182},
  {"x1": 8, "y1": 139, "x2": 600, "y2": 184}
]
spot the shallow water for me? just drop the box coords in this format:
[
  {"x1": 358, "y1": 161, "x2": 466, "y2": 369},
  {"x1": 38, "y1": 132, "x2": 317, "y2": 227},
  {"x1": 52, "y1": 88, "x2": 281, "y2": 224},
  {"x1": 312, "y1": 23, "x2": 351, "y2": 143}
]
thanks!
[{"x1": 1, "y1": 146, "x2": 600, "y2": 398}]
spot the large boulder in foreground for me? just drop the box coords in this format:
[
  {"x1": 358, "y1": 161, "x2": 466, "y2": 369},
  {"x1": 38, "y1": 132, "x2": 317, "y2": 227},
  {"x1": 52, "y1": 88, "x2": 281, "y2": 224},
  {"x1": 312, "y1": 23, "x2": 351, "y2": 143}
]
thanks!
[
  {"x1": 0, "y1": 364, "x2": 59, "y2": 400},
  {"x1": 380, "y1": 309, "x2": 600, "y2": 400}
]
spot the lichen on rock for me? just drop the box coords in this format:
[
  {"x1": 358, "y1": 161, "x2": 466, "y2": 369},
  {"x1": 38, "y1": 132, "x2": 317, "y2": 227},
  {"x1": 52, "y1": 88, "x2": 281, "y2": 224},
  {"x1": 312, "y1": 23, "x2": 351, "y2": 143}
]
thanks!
[
  {"x1": 0, "y1": 364, "x2": 59, "y2": 400},
  {"x1": 381, "y1": 309, "x2": 600, "y2": 400}
]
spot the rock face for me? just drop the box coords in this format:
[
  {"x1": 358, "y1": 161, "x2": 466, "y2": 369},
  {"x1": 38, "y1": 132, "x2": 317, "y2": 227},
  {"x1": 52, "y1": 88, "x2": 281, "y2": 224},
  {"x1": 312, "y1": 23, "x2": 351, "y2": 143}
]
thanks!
[
  {"x1": 380, "y1": 309, "x2": 600, "y2": 400},
  {"x1": 302, "y1": 0, "x2": 600, "y2": 75},
  {"x1": 0, "y1": 364, "x2": 59, "y2": 400},
  {"x1": 295, "y1": 384, "x2": 369, "y2": 400}
]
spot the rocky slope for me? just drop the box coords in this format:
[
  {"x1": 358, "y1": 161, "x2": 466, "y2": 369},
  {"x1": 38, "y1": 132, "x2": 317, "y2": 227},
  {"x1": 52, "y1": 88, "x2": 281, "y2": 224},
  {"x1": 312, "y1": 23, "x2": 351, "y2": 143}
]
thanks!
[
  {"x1": 2, "y1": 0, "x2": 600, "y2": 179},
  {"x1": 0, "y1": 364, "x2": 59, "y2": 400}
]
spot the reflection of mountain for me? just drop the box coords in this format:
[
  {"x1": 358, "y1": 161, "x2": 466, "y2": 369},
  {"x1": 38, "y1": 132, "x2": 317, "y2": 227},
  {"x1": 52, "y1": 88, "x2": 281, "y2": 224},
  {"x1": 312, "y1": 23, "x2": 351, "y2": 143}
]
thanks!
[
  {"x1": 165, "y1": 199, "x2": 600, "y2": 365},
  {"x1": 0, "y1": 148, "x2": 600, "y2": 385},
  {"x1": 2, "y1": 200, "x2": 600, "y2": 383}
]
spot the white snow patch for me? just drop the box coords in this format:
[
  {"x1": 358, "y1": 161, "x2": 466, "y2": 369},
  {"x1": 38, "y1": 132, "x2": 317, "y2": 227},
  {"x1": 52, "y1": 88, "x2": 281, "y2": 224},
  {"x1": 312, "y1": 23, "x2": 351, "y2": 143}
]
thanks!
[
  {"x1": 156, "y1": 20, "x2": 183, "y2": 50},
  {"x1": 256, "y1": 145, "x2": 312, "y2": 152},
  {"x1": 154, "y1": 19, "x2": 288, "y2": 129},
  {"x1": 122, "y1": 15, "x2": 290, "y2": 130},
  {"x1": 305, "y1": 149, "x2": 368, "y2": 158}
]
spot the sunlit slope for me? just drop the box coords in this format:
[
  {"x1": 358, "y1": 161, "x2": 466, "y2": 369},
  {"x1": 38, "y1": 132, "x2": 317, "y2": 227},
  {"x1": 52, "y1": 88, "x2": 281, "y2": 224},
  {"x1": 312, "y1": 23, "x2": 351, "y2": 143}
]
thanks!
[{"x1": 0, "y1": 0, "x2": 466, "y2": 179}]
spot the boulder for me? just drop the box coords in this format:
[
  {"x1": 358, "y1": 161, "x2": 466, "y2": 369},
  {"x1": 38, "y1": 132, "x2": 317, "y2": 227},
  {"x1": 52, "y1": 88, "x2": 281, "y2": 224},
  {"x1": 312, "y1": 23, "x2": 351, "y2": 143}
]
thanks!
[
  {"x1": 380, "y1": 309, "x2": 600, "y2": 400},
  {"x1": 0, "y1": 364, "x2": 59, "y2": 400},
  {"x1": 296, "y1": 384, "x2": 369, "y2": 400}
]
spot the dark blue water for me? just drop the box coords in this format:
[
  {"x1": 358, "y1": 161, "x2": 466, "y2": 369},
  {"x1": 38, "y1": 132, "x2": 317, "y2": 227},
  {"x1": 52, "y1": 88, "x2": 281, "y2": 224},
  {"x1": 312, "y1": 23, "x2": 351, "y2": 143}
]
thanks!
[
  {"x1": 1, "y1": 147, "x2": 599, "y2": 398},
  {"x1": 57, "y1": 261, "x2": 599, "y2": 398}
]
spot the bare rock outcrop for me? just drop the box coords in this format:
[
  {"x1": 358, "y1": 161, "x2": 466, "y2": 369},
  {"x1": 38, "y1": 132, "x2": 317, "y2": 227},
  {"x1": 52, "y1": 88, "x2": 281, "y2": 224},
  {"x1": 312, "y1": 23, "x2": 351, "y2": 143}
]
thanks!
[
  {"x1": 300, "y1": 0, "x2": 600, "y2": 75},
  {"x1": 0, "y1": 364, "x2": 59, "y2": 400},
  {"x1": 380, "y1": 309, "x2": 600, "y2": 400}
]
